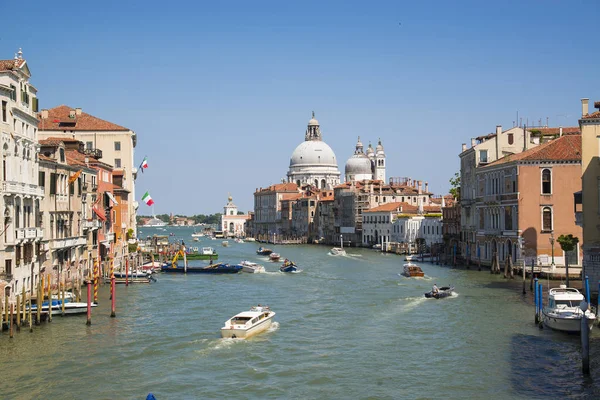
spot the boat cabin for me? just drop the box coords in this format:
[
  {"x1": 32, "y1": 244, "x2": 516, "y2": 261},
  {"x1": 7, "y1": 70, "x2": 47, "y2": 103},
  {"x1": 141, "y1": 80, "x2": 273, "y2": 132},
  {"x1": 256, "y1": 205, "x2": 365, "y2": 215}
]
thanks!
[{"x1": 548, "y1": 287, "x2": 585, "y2": 309}]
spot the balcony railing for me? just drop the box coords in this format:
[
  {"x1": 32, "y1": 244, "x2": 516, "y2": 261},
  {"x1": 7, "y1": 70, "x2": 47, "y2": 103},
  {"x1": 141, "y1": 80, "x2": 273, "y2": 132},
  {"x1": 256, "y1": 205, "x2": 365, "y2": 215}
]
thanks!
[
  {"x1": 2, "y1": 181, "x2": 44, "y2": 197},
  {"x1": 82, "y1": 220, "x2": 101, "y2": 230},
  {"x1": 52, "y1": 237, "x2": 87, "y2": 249},
  {"x1": 83, "y1": 148, "x2": 103, "y2": 159}
]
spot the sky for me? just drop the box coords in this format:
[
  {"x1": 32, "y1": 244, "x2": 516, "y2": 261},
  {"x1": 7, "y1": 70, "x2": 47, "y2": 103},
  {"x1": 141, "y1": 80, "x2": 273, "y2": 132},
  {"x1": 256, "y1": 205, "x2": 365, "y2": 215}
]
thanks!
[{"x1": 1, "y1": 0, "x2": 599, "y2": 214}]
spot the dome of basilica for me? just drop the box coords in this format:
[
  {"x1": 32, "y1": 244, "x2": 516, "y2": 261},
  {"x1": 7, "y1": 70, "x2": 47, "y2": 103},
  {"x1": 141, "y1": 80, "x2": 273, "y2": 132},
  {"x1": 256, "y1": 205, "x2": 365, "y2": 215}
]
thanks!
[{"x1": 290, "y1": 140, "x2": 338, "y2": 167}]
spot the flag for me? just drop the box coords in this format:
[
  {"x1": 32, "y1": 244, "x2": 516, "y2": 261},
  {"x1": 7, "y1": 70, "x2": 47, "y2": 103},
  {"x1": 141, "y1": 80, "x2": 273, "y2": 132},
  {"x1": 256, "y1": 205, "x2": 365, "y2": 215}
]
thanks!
[
  {"x1": 68, "y1": 169, "x2": 82, "y2": 185},
  {"x1": 142, "y1": 191, "x2": 154, "y2": 206},
  {"x1": 139, "y1": 157, "x2": 148, "y2": 173}
]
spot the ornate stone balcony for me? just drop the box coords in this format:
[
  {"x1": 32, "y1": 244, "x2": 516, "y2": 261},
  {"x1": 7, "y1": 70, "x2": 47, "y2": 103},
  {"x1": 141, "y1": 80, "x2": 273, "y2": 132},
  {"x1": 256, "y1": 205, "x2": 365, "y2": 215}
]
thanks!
[
  {"x1": 52, "y1": 237, "x2": 87, "y2": 249},
  {"x1": 2, "y1": 181, "x2": 44, "y2": 197},
  {"x1": 82, "y1": 220, "x2": 101, "y2": 230}
]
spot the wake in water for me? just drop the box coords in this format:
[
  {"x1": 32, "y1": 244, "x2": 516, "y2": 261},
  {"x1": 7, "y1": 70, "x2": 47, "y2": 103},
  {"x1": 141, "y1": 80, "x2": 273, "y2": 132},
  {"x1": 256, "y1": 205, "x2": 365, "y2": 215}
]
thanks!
[
  {"x1": 399, "y1": 296, "x2": 428, "y2": 312},
  {"x1": 266, "y1": 321, "x2": 280, "y2": 333}
]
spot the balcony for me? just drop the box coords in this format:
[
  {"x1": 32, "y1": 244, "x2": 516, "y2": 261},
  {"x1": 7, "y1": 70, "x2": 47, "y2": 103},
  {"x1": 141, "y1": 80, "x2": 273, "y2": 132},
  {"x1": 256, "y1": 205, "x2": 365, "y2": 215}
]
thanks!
[
  {"x1": 52, "y1": 237, "x2": 87, "y2": 249},
  {"x1": 82, "y1": 220, "x2": 102, "y2": 230},
  {"x1": 575, "y1": 211, "x2": 583, "y2": 227},
  {"x1": 2, "y1": 181, "x2": 44, "y2": 197},
  {"x1": 83, "y1": 148, "x2": 103, "y2": 159}
]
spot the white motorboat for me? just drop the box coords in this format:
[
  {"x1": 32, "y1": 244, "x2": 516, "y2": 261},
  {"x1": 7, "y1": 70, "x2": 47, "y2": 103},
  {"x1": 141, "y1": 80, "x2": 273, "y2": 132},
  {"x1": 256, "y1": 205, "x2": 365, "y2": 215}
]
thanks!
[
  {"x1": 330, "y1": 236, "x2": 347, "y2": 256},
  {"x1": 191, "y1": 231, "x2": 204, "y2": 238},
  {"x1": 405, "y1": 255, "x2": 418, "y2": 261},
  {"x1": 235, "y1": 238, "x2": 245, "y2": 243},
  {"x1": 245, "y1": 238, "x2": 256, "y2": 242},
  {"x1": 221, "y1": 305, "x2": 276, "y2": 339},
  {"x1": 201, "y1": 247, "x2": 216, "y2": 255},
  {"x1": 542, "y1": 285, "x2": 596, "y2": 333},
  {"x1": 222, "y1": 240, "x2": 229, "y2": 247},
  {"x1": 29, "y1": 300, "x2": 97, "y2": 315},
  {"x1": 240, "y1": 261, "x2": 266, "y2": 273}
]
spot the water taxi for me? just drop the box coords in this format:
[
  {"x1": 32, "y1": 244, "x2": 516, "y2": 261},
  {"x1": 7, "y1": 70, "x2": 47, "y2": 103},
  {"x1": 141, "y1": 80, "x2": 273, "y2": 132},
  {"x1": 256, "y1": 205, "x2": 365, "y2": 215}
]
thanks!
[
  {"x1": 256, "y1": 247, "x2": 273, "y2": 256},
  {"x1": 402, "y1": 262, "x2": 424, "y2": 277},
  {"x1": 269, "y1": 253, "x2": 281, "y2": 262},
  {"x1": 542, "y1": 285, "x2": 596, "y2": 333},
  {"x1": 222, "y1": 240, "x2": 230, "y2": 247},
  {"x1": 221, "y1": 305, "x2": 276, "y2": 339},
  {"x1": 240, "y1": 261, "x2": 266, "y2": 273}
]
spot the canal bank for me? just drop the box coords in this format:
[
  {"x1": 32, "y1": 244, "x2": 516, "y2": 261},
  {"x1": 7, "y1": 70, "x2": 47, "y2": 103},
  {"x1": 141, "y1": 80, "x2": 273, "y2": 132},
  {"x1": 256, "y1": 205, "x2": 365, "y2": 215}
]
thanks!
[{"x1": 1, "y1": 226, "x2": 599, "y2": 399}]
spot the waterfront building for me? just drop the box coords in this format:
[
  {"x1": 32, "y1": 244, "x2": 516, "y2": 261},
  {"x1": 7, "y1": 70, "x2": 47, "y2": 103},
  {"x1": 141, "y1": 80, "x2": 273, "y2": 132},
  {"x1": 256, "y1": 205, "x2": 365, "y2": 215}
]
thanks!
[
  {"x1": 287, "y1": 113, "x2": 341, "y2": 189},
  {"x1": 220, "y1": 195, "x2": 250, "y2": 237},
  {"x1": 252, "y1": 183, "x2": 299, "y2": 238},
  {"x1": 37, "y1": 138, "x2": 97, "y2": 282},
  {"x1": 0, "y1": 50, "x2": 44, "y2": 296},
  {"x1": 579, "y1": 98, "x2": 600, "y2": 290},
  {"x1": 38, "y1": 105, "x2": 138, "y2": 238},
  {"x1": 344, "y1": 137, "x2": 386, "y2": 182},
  {"x1": 362, "y1": 202, "x2": 414, "y2": 247},
  {"x1": 473, "y1": 134, "x2": 582, "y2": 268}
]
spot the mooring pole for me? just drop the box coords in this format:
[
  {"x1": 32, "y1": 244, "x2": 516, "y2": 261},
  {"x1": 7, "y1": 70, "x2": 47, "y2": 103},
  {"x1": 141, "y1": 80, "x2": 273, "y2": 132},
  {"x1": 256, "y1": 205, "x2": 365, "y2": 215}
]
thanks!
[
  {"x1": 585, "y1": 276, "x2": 590, "y2": 304},
  {"x1": 581, "y1": 301, "x2": 590, "y2": 375},
  {"x1": 86, "y1": 280, "x2": 92, "y2": 326},
  {"x1": 110, "y1": 276, "x2": 116, "y2": 318},
  {"x1": 534, "y1": 278, "x2": 539, "y2": 324}
]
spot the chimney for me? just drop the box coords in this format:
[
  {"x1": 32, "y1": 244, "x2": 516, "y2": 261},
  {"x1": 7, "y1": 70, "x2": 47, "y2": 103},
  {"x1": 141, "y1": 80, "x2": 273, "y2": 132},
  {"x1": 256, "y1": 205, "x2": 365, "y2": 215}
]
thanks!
[
  {"x1": 582, "y1": 98, "x2": 589, "y2": 116},
  {"x1": 76, "y1": 107, "x2": 82, "y2": 116},
  {"x1": 425, "y1": 182, "x2": 429, "y2": 193},
  {"x1": 461, "y1": 143, "x2": 467, "y2": 152},
  {"x1": 559, "y1": 126, "x2": 563, "y2": 137},
  {"x1": 495, "y1": 125, "x2": 501, "y2": 160},
  {"x1": 471, "y1": 138, "x2": 476, "y2": 147},
  {"x1": 69, "y1": 109, "x2": 76, "y2": 119},
  {"x1": 41, "y1": 109, "x2": 48, "y2": 119},
  {"x1": 418, "y1": 180, "x2": 422, "y2": 194}
]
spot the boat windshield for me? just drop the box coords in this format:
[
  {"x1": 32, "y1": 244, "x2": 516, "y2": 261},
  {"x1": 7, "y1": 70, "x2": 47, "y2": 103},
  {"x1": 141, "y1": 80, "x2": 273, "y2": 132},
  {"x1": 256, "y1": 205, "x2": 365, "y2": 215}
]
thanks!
[
  {"x1": 232, "y1": 317, "x2": 252, "y2": 324},
  {"x1": 555, "y1": 299, "x2": 580, "y2": 308}
]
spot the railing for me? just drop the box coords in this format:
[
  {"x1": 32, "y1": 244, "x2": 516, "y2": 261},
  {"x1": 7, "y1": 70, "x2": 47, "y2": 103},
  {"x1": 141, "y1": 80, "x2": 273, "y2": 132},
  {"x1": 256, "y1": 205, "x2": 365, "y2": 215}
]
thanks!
[
  {"x1": 52, "y1": 237, "x2": 87, "y2": 249},
  {"x1": 25, "y1": 227, "x2": 37, "y2": 239},
  {"x1": 2, "y1": 181, "x2": 44, "y2": 197},
  {"x1": 16, "y1": 229, "x2": 25, "y2": 240},
  {"x1": 83, "y1": 148, "x2": 103, "y2": 159},
  {"x1": 82, "y1": 220, "x2": 101, "y2": 230}
]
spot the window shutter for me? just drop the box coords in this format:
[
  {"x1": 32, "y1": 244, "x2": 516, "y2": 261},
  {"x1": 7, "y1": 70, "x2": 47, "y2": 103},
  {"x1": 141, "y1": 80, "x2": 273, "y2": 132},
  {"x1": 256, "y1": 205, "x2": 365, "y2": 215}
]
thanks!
[
  {"x1": 50, "y1": 173, "x2": 56, "y2": 194},
  {"x1": 69, "y1": 180, "x2": 74, "y2": 195},
  {"x1": 32, "y1": 97, "x2": 39, "y2": 112},
  {"x1": 38, "y1": 171, "x2": 45, "y2": 188},
  {"x1": 77, "y1": 177, "x2": 82, "y2": 196}
]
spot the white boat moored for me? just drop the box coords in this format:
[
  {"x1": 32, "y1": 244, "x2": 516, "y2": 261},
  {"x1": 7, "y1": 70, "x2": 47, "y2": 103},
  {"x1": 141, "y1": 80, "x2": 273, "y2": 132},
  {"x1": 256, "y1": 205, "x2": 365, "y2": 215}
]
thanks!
[
  {"x1": 221, "y1": 305, "x2": 276, "y2": 339},
  {"x1": 542, "y1": 285, "x2": 596, "y2": 333}
]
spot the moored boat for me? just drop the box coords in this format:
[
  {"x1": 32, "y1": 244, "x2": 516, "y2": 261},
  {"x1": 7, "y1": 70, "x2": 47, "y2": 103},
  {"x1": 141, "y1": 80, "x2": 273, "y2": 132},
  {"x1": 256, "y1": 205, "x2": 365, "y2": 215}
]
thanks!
[
  {"x1": 28, "y1": 299, "x2": 98, "y2": 315},
  {"x1": 402, "y1": 262, "x2": 424, "y2": 277},
  {"x1": 542, "y1": 285, "x2": 596, "y2": 333},
  {"x1": 280, "y1": 259, "x2": 299, "y2": 273},
  {"x1": 269, "y1": 253, "x2": 281, "y2": 262},
  {"x1": 161, "y1": 262, "x2": 242, "y2": 274},
  {"x1": 221, "y1": 305, "x2": 276, "y2": 339},
  {"x1": 240, "y1": 261, "x2": 266, "y2": 273},
  {"x1": 256, "y1": 247, "x2": 273, "y2": 256},
  {"x1": 424, "y1": 286, "x2": 454, "y2": 299}
]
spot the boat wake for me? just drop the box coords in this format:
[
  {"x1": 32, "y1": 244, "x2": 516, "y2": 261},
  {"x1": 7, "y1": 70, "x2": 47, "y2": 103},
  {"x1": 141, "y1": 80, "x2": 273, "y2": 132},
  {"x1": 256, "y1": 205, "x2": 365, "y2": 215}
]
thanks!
[
  {"x1": 400, "y1": 296, "x2": 428, "y2": 312},
  {"x1": 267, "y1": 321, "x2": 280, "y2": 333}
]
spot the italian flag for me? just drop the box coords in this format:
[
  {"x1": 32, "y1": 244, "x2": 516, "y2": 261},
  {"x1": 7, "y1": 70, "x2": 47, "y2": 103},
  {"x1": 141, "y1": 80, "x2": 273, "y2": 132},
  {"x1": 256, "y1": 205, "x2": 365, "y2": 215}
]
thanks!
[
  {"x1": 142, "y1": 191, "x2": 154, "y2": 206},
  {"x1": 139, "y1": 157, "x2": 148, "y2": 172}
]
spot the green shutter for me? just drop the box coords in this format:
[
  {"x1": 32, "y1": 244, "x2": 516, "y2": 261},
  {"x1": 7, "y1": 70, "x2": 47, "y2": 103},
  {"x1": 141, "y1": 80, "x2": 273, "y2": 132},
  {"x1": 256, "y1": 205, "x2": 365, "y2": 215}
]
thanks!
[
  {"x1": 38, "y1": 171, "x2": 45, "y2": 188},
  {"x1": 32, "y1": 97, "x2": 39, "y2": 112},
  {"x1": 77, "y1": 177, "x2": 82, "y2": 196},
  {"x1": 50, "y1": 173, "x2": 56, "y2": 195}
]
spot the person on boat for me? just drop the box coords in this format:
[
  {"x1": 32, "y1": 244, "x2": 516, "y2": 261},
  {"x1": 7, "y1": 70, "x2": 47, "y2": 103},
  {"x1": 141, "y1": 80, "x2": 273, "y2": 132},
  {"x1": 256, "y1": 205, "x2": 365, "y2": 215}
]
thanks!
[{"x1": 432, "y1": 284, "x2": 439, "y2": 294}]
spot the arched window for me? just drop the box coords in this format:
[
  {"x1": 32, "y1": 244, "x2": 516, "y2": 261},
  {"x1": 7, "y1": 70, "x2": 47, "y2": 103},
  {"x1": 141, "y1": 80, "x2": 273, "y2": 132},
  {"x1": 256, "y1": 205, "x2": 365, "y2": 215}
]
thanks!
[
  {"x1": 542, "y1": 207, "x2": 552, "y2": 231},
  {"x1": 296, "y1": 180, "x2": 301, "y2": 187},
  {"x1": 314, "y1": 179, "x2": 318, "y2": 188},
  {"x1": 229, "y1": 222, "x2": 234, "y2": 233},
  {"x1": 321, "y1": 179, "x2": 326, "y2": 189},
  {"x1": 542, "y1": 169, "x2": 551, "y2": 194},
  {"x1": 508, "y1": 133, "x2": 514, "y2": 145}
]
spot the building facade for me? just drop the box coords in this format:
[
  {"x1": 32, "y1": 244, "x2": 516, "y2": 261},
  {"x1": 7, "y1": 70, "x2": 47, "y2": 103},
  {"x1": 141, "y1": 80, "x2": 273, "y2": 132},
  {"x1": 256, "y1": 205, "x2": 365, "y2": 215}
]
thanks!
[
  {"x1": 221, "y1": 195, "x2": 250, "y2": 237},
  {"x1": 0, "y1": 50, "x2": 44, "y2": 296}
]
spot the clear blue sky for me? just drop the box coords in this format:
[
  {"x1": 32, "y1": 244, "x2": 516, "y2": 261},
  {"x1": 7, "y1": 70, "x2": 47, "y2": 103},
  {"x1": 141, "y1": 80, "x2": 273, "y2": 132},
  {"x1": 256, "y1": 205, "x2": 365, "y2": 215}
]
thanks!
[{"x1": 2, "y1": 1, "x2": 599, "y2": 214}]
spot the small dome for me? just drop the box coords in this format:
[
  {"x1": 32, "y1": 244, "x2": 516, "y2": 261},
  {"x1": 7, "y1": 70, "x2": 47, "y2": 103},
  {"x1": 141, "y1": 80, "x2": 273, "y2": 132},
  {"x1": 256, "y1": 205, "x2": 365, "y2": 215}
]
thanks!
[
  {"x1": 376, "y1": 138, "x2": 384, "y2": 154},
  {"x1": 345, "y1": 153, "x2": 372, "y2": 177},
  {"x1": 366, "y1": 143, "x2": 374, "y2": 156},
  {"x1": 308, "y1": 111, "x2": 319, "y2": 126},
  {"x1": 290, "y1": 140, "x2": 337, "y2": 167}
]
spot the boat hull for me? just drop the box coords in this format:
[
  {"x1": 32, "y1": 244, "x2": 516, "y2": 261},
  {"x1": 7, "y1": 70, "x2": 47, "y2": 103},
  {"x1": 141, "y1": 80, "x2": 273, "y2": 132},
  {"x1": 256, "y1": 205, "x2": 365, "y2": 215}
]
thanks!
[
  {"x1": 542, "y1": 311, "x2": 595, "y2": 333},
  {"x1": 424, "y1": 286, "x2": 454, "y2": 299},
  {"x1": 221, "y1": 314, "x2": 275, "y2": 339},
  {"x1": 161, "y1": 264, "x2": 242, "y2": 274},
  {"x1": 29, "y1": 302, "x2": 97, "y2": 315}
]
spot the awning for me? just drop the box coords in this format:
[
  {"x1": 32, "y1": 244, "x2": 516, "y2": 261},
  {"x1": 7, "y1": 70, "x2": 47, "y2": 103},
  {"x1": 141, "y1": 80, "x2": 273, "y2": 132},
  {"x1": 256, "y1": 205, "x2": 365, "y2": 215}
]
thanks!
[
  {"x1": 93, "y1": 207, "x2": 106, "y2": 221},
  {"x1": 106, "y1": 192, "x2": 119, "y2": 206}
]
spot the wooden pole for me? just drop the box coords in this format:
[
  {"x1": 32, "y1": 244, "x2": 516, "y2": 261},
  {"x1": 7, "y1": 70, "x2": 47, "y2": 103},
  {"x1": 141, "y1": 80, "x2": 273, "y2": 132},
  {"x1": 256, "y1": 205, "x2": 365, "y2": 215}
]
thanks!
[
  {"x1": 581, "y1": 302, "x2": 590, "y2": 375},
  {"x1": 47, "y1": 276, "x2": 52, "y2": 322},
  {"x1": 16, "y1": 293, "x2": 21, "y2": 330},
  {"x1": 28, "y1": 290, "x2": 32, "y2": 333},
  {"x1": 522, "y1": 260, "x2": 526, "y2": 294},
  {"x1": 36, "y1": 277, "x2": 42, "y2": 325},
  {"x1": 125, "y1": 257, "x2": 129, "y2": 286},
  {"x1": 93, "y1": 258, "x2": 99, "y2": 304},
  {"x1": 61, "y1": 282, "x2": 66, "y2": 316},
  {"x1": 86, "y1": 280, "x2": 92, "y2": 326},
  {"x1": 110, "y1": 276, "x2": 116, "y2": 318},
  {"x1": 9, "y1": 303, "x2": 13, "y2": 339}
]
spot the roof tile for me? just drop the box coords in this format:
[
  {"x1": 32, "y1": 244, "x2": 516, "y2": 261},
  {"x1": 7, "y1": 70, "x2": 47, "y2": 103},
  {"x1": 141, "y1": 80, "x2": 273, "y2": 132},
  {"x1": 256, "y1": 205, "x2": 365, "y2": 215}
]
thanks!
[
  {"x1": 485, "y1": 134, "x2": 581, "y2": 167},
  {"x1": 38, "y1": 105, "x2": 130, "y2": 131}
]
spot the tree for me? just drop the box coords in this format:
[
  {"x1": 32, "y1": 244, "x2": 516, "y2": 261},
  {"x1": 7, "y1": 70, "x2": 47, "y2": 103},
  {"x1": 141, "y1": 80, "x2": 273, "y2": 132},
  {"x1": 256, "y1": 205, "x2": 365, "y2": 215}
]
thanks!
[
  {"x1": 449, "y1": 172, "x2": 461, "y2": 201},
  {"x1": 557, "y1": 234, "x2": 579, "y2": 287}
]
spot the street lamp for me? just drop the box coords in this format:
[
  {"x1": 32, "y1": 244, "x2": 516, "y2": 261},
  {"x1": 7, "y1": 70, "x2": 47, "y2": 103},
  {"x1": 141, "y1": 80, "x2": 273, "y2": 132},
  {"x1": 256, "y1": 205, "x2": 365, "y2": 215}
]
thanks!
[{"x1": 549, "y1": 232, "x2": 555, "y2": 267}]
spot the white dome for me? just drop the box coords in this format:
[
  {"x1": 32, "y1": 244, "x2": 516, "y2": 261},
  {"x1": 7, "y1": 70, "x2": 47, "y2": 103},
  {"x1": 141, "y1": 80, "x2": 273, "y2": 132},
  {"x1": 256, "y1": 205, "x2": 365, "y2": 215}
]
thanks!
[
  {"x1": 290, "y1": 140, "x2": 338, "y2": 167},
  {"x1": 308, "y1": 118, "x2": 319, "y2": 126},
  {"x1": 345, "y1": 154, "x2": 372, "y2": 176}
]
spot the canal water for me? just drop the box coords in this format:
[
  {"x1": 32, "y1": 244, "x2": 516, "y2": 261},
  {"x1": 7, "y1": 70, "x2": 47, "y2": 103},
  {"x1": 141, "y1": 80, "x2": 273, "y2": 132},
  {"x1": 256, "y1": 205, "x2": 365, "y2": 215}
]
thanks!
[{"x1": 1, "y1": 226, "x2": 600, "y2": 399}]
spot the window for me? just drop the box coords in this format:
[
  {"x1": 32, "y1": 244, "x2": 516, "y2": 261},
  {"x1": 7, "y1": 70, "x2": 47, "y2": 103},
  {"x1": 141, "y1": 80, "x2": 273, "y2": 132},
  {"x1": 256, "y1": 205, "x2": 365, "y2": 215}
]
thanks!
[
  {"x1": 504, "y1": 206, "x2": 513, "y2": 230},
  {"x1": 114, "y1": 141, "x2": 121, "y2": 151},
  {"x1": 1, "y1": 101, "x2": 6, "y2": 122},
  {"x1": 479, "y1": 150, "x2": 488, "y2": 163},
  {"x1": 508, "y1": 133, "x2": 514, "y2": 145},
  {"x1": 542, "y1": 207, "x2": 552, "y2": 232},
  {"x1": 38, "y1": 171, "x2": 45, "y2": 188},
  {"x1": 114, "y1": 159, "x2": 121, "y2": 168},
  {"x1": 9, "y1": 85, "x2": 16, "y2": 101},
  {"x1": 86, "y1": 141, "x2": 93, "y2": 150},
  {"x1": 59, "y1": 148, "x2": 65, "y2": 163},
  {"x1": 542, "y1": 169, "x2": 551, "y2": 194}
]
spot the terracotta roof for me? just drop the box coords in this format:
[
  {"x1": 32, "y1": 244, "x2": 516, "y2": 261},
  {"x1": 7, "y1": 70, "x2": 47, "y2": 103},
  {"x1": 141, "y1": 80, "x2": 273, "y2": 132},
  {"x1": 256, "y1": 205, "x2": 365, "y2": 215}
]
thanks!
[
  {"x1": 38, "y1": 154, "x2": 54, "y2": 162},
  {"x1": 65, "y1": 149, "x2": 112, "y2": 170},
  {"x1": 38, "y1": 139, "x2": 64, "y2": 146},
  {"x1": 531, "y1": 127, "x2": 580, "y2": 135},
  {"x1": 256, "y1": 183, "x2": 299, "y2": 193},
  {"x1": 281, "y1": 193, "x2": 303, "y2": 201},
  {"x1": 38, "y1": 105, "x2": 130, "y2": 131},
  {"x1": 485, "y1": 134, "x2": 581, "y2": 167},
  {"x1": 423, "y1": 205, "x2": 442, "y2": 213},
  {"x1": 583, "y1": 111, "x2": 600, "y2": 120},
  {"x1": 364, "y1": 202, "x2": 418, "y2": 213},
  {"x1": 0, "y1": 59, "x2": 25, "y2": 71}
]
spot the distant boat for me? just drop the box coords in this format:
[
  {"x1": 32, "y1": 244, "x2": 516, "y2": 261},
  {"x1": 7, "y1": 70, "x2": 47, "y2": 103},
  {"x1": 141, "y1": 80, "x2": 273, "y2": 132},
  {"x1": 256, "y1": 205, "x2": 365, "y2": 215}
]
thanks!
[
  {"x1": 330, "y1": 236, "x2": 346, "y2": 256},
  {"x1": 269, "y1": 253, "x2": 281, "y2": 262},
  {"x1": 240, "y1": 261, "x2": 266, "y2": 273},
  {"x1": 191, "y1": 231, "x2": 204, "y2": 238},
  {"x1": 257, "y1": 247, "x2": 273, "y2": 256},
  {"x1": 424, "y1": 286, "x2": 454, "y2": 299},
  {"x1": 161, "y1": 263, "x2": 242, "y2": 274},
  {"x1": 28, "y1": 299, "x2": 98, "y2": 315},
  {"x1": 221, "y1": 305, "x2": 276, "y2": 339},
  {"x1": 280, "y1": 259, "x2": 299, "y2": 273},
  {"x1": 402, "y1": 262, "x2": 424, "y2": 277},
  {"x1": 144, "y1": 216, "x2": 167, "y2": 227}
]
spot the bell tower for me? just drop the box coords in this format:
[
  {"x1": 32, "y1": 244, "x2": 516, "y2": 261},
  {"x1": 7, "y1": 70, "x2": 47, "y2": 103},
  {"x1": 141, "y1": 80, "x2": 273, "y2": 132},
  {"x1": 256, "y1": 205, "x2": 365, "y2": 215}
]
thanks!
[{"x1": 375, "y1": 138, "x2": 386, "y2": 182}]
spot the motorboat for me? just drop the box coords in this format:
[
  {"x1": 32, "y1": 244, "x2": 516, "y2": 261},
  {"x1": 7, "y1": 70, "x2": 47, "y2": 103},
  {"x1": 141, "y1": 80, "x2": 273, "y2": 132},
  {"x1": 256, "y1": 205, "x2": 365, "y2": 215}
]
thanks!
[
  {"x1": 193, "y1": 237, "x2": 199, "y2": 242},
  {"x1": 329, "y1": 247, "x2": 346, "y2": 256},
  {"x1": 542, "y1": 285, "x2": 596, "y2": 333},
  {"x1": 372, "y1": 244, "x2": 382, "y2": 250},
  {"x1": 280, "y1": 259, "x2": 299, "y2": 273},
  {"x1": 140, "y1": 261, "x2": 163, "y2": 273},
  {"x1": 235, "y1": 238, "x2": 244, "y2": 243},
  {"x1": 424, "y1": 286, "x2": 454, "y2": 299},
  {"x1": 161, "y1": 262, "x2": 242, "y2": 274},
  {"x1": 405, "y1": 255, "x2": 419, "y2": 261},
  {"x1": 222, "y1": 241, "x2": 229, "y2": 247},
  {"x1": 191, "y1": 232, "x2": 204, "y2": 238},
  {"x1": 256, "y1": 247, "x2": 273, "y2": 256},
  {"x1": 221, "y1": 305, "x2": 276, "y2": 339},
  {"x1": 402, "y1": 262, "x2": 424, "y2": 277},
  {"x1": 28, "y1": 299, "x2": 98, "y2": 315},
  {"x1": 330, "y1": 236, "x2": 347, "y2": 256},
  {"x1": 269, "y1": 253, "x2": 281, "y2": 262},
  {"x1": 240, "y1": 261, "x2": 266, "y2": 273},
  {"x1": 245, "y1": 238, "x2": 256, "y2": 242}
]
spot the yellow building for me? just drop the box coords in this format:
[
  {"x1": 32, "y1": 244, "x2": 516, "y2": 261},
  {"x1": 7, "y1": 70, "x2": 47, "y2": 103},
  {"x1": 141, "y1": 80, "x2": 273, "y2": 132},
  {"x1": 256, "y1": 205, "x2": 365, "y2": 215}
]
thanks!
[{"x1": 580, "y1": 98, "x2": 600, "y2": 292}]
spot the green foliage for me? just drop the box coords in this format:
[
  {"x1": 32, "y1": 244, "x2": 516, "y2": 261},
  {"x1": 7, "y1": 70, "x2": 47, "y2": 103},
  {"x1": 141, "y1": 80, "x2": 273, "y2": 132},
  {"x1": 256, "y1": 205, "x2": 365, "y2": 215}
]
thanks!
[
  {"x1": 126, "y1": 228, "x2": 134, "y2": 240},
  {"x1": 237, "y1": 211, "x2": 245, "y2": 215},
  {"x1": 557, "y1": 234, "x2": 579, "y2": 252},
  {"x1": 449, "y1": 172, "x2": 460, "y2": 201},
  {"x1": 128, "y1": 242, "x2": 139, "y2": 253}
]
